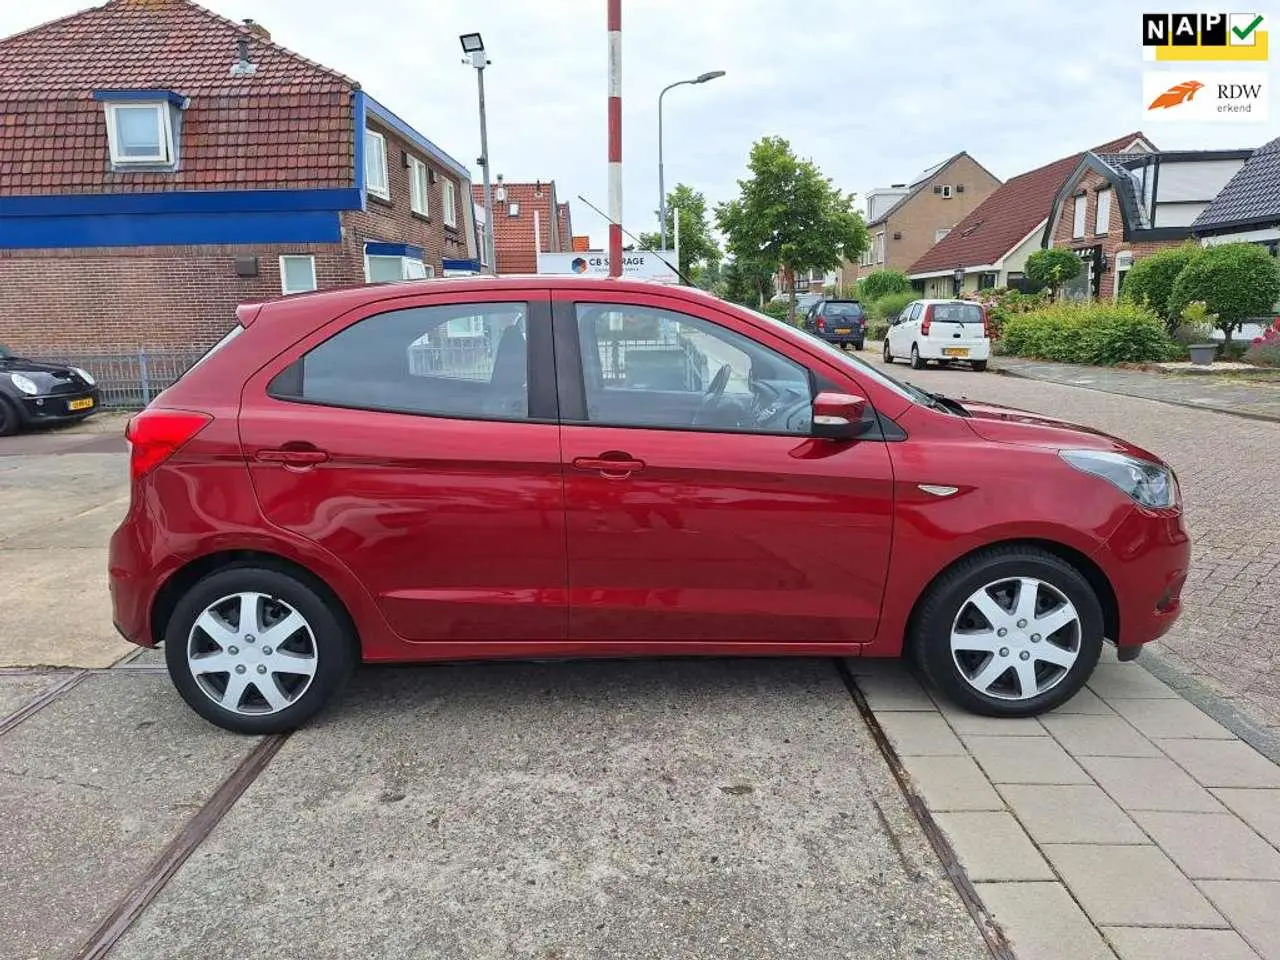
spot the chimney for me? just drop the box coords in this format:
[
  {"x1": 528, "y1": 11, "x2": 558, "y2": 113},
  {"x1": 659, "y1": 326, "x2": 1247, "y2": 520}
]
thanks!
[
  {"x1": 243, "y1": 18, "x2": 271, "y2": 41},
  {"x1": 230, "y1": 36, "x2": 257, "y2": 76}
]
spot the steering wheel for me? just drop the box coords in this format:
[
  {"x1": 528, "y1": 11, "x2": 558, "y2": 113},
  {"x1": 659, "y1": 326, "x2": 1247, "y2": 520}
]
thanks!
[{"x1": 692, "y1": 364, "x2": 733, "y2": 427}]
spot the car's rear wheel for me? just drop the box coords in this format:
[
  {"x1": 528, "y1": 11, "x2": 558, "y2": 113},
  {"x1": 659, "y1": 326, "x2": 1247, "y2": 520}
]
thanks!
[
  {"x1": 882, "y1": 340, "x2": 893, "y2": 363},
  {"x1": 910, "y1": 546, "x2": 1104, "y2": 717},
  {"x1": 164, "y1": 566, "x2": 356, "y2": 734},
  {"x1": 910, "y1": 344, "x2": 925, "y2": 370},
  {"x1": 972, "y1": 360, "x2": 988, "y2": 372},
  {"x1": 853, "y1": 340, "x2": 864, "y2": 351},
  {"x1": 0, "y1": 396, "x2": 19, "y2": 437}
]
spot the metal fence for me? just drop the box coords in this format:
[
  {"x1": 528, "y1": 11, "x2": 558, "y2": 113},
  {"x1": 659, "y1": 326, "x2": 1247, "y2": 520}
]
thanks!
[
  {"x1": 598, "y1": 336, "x2": 710, "y2": 390},
  {"x1": 24, "y1": 348, "x2": 207, "y2": 410}
]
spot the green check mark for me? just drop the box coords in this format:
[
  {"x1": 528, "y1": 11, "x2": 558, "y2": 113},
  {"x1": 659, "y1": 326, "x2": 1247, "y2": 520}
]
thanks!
[{"x1": 1233, "y1": 14, "x2": 1263, "y2": 40}]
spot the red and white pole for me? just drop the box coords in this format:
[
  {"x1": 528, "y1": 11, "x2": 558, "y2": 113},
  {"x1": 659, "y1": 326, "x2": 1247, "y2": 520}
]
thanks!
[{"x1": 607, "y1": 0, "x2": 622, "y2": 277}]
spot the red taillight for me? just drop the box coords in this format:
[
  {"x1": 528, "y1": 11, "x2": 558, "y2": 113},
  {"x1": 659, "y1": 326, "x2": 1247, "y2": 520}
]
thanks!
[
  {"x1": 979, "y1": 306, "x2": 989, "y2": 337},
  {"x1": 920, "y1": 305, "x2": 932, "y2": 336},
  {"x1": 125, "y1": 408, "x2": 212, "y2": 480},
  {"x1": 816, "y1": 316, "x2": 827, "y2": 332}
]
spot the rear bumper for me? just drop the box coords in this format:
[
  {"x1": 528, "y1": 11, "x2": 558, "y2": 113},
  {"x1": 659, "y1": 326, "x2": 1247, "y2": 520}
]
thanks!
[
  {"x1": 818, "y1": 330, "x2": 865, "y2": 345},
  {"x1": 916, "y1": 340, "x2": 990, "y2": 361},
  {"x1": 108, "y1": 508, "x2": 157, "y2": 648},
  {"x1": 1095, "y1": 506, "x2": 1191, "y2": 651}
]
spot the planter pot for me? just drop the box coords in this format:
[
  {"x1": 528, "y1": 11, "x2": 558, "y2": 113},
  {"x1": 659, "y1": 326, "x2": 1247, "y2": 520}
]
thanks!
[{"x1": 1188, "y1": 343, "x2": 1219, "y2": 366}]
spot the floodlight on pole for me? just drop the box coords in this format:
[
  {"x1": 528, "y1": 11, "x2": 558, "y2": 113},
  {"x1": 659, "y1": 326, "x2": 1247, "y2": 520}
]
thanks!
[{"x1": 461, "y1": 32, "x2": 496, "y2": 273}]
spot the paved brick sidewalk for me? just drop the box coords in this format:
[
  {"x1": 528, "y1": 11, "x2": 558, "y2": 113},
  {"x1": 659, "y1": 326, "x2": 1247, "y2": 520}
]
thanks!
[
  {"x1": 991, "y1": 355, "x2": 1280, "y2": 422},
  {"x1": 854, "y1": 654, "x2": 1280, "y2": 960}
]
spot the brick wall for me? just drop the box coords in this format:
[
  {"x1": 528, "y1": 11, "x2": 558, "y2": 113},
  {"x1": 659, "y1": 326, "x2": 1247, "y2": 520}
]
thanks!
[{"x1": 1049, "y1": 169, "x2": 1184, "y2": 299}]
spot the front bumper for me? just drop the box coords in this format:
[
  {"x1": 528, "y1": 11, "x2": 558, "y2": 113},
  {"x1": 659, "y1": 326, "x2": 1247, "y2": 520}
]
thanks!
[
  {"x1": 18, "y1": 387, "x2": 101, "y2": 425},
  {"x1": 1095, "y1": 505, "x2": 1191, "y2": 651}
]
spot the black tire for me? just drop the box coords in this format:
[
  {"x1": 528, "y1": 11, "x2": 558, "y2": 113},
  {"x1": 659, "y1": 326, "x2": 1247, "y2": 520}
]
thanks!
[
  {"x1": 882, "y1": 340, "x2": 893, "y2": 363},
  {"x1": 164, "y1": 566, "x2": 356, "y2": 734},
  {"x1": 910, "y1": 344, "x2": 925, "y2": 370},
  {"x1": 853, "y1": 340, "x2": 864, "y2": 351},
  {"x1": 0, "y1": 396, "x2": 20, "y2": 437},
  {"x1": 910, "y1": 546, "x2": 1104, "y2": 717},
  {"x1": 972, "y1": 360, "x2": 988, "y2": 372}
]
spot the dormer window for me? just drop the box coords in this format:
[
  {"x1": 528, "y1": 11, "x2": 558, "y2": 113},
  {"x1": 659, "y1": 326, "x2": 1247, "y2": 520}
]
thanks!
[{"x1": 93, "y1": 90, "x2": 187, "y2": 169}]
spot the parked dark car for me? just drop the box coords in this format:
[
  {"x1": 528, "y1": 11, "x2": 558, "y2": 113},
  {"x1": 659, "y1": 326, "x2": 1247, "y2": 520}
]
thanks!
[
  {"x1": 0, "y1": 346, "x2": 100, "y2": 436},
  {"x1": 801, "y1": 299, "x2": 867, "y2": 349}
]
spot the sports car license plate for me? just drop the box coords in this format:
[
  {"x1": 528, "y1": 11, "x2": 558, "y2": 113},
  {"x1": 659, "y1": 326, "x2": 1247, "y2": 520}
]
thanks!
[
  {"x1": 943, "y1": 347, "x2": 970, "y2": 358},
  {"x1": 68, "y1": 397, "x2": 94, "y2": 411},
  {"x1": 834, "y1": 328, "x2": 852, "y2": 335}
]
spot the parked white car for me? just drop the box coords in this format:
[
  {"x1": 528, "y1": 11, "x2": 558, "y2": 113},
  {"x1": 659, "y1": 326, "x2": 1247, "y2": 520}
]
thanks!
[{"x1": 884, "y1": 299, "x2": 990, "y2": 372}]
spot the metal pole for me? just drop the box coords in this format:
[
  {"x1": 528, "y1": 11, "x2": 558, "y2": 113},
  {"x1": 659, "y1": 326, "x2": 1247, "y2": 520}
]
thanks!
[
  {"x1": 607, "y1": 0, "x2": 622, "y2": 277},
  {"x1": 658, "y1": 86, "x2": 667, "y2": 251},
  {"x1": 673, "y1": 200, "x2": 680, "y2": 281},
  {"x1": 476, "y1": 64, "x2": 496, "y2": 274}
]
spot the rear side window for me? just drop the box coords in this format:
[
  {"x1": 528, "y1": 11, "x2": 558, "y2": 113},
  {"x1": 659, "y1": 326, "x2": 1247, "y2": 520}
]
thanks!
[
  {"x1": 932, "y1": 303, "x2": 983, "y2": 324},
  {"x1": 185, "y1": 323, "x2": 243, "y2": 375},
  {"x1": 269, "y1": 302, "x2": 531, "y2": 421}
]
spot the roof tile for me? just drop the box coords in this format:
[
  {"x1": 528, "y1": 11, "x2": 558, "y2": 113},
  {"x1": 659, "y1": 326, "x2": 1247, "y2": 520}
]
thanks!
[
  {"x1": 472, "y1": 181, "x2": 572, "y2": 274},
  {"x1": 1191, "y1": 136, "x2": 1280, "y2": 231}
]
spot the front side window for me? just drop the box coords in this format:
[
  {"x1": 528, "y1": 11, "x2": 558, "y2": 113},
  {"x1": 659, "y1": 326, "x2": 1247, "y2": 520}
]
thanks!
[
  {"x1": 365, "y1": 130, "x2": 389, "y2": 199},
  {"x1": 106, "y1": 103, "x2": 173, "y2": 164},
  {"x1": 409, "y1": 157, "x2": 429, "y2": 216},
  {"x1": 280, "y1": 255, "x2": 317, "y2": 295},
  {"x1": 442, "y1": 180, "x2": 459, "y2": 228},
  {"x1": 574, "y1": 303, "x2": 813, "y2": 435},
  {"x1": 271, "y1": 302, "x2": 530, "y2": 420}
]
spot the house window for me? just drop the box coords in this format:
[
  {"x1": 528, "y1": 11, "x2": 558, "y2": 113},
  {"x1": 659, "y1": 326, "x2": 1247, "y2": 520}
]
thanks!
[
  {"x1": 442, "y1": 180, "x2": 459, "y2": 228},
  {"x1": 508, "y1": 202, "x2": 521, "y2": 217},
  {"x1": 941, "y1": 185, "x2": 953, "y2": 199},
  {"x1": 366, "y1": 254, "x2": 432, "y2": 283},
  {"x1": 1072, "y1": 194, "x2": 1087, "y2": 239},
  {"x1": 105, "y1": 103, "x2": 174, "y2": 165},
  {"x1": 279, "y1": 256, "x2": 317, "y2": 295},
  {"x1": 365, "y1": 130, "x2": 389, "y2": 200},
  {"x1": 1095, "y1": 188, "x2": 1112, "y2": 235},
  {"x1": 874, "y1": 232, "x2": 886, "y2": 263},
  {"x1": 934, "y1": 227, "x2": 952, "y2": 243},
  {"x1": 409, "y1": 157, "x2": 429, "y2": 216}
]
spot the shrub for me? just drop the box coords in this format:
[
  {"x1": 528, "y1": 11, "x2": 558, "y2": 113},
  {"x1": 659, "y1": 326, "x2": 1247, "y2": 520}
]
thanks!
[
  {"x1": 1001, "y1": 302, "x2": 1173, "y2": 365},
  {"x1": 869, "y1": 291, "x2": 916, "y2": 322},
  {"x1": 761, "y1": 300, "x2": 792, "y2": 323},
  {"x1": 1025, "y1": 248, "x2": 1082, "y2": 299},
  {"x1": 1121, "y1": 244, "x2": 1204, "y2": 327},
  {"x1": 858, "y1": 270, "x2": 913, "y2": 301},
  {"x1": 866, "y1": 319, "x2": 890, "y2": 341},
  {"x1": 962, "y1": 287, "x2": 1049, "y2": 340},
  {"x1": 1244, "y1": 318, "x2": 1280, "y2": 366},
  {"x1": 1168, "y1": 243, "x2": 1280, "y2": 346}
]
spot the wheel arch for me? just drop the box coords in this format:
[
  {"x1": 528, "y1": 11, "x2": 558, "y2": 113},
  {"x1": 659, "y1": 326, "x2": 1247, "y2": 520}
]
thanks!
[{"x1": 902, "y1": 537, "x2": 1120, "y2": 652}]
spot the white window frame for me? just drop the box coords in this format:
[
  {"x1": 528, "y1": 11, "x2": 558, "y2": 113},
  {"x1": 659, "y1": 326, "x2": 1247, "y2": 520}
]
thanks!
[
  {"x1": 442, "y1": 179, "x2": 459, "y2": 228},
  {"x1": 508, "y1": 202, "x2": 521, "y2": 217},
  {"x1": 408, "y1": 156, "x2": 429, "y2": 216},
  {"x1": 934, "y1": 227, "x2": 952, "y2": 243},
  {"x1": 279, "y1": 255, "x2": 317, "y2": 295},
  {"x1": 874, "y1": 231, "x2": 886, "y2": 264},
  {"x1": 1072, "y1": 194, "x2": 1087, "y2": 239},
  {"x1": 365, "y1": 253, "x2": 433, "y2": 283},
  {"x1": 365, "y1": 130, "x2": 389, "y2": 200},
  {"x1": 1095, "y1": 188, "x2": 1112, "y2": 235},
  {"x1": 940, "y1": 185, "x2": 953, "y2": 199},
  {"x1": 105, "y1": 102, "x2": 174, "y2": 165}
]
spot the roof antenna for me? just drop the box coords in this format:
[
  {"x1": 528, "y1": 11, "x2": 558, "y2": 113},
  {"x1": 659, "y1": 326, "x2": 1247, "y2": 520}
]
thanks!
[
  {"x1": 576, "y1": 193, "x2": 692, "y2": 286},
  {"x1": 231, "y1": 36, "x2": 257, "y2": 77}
]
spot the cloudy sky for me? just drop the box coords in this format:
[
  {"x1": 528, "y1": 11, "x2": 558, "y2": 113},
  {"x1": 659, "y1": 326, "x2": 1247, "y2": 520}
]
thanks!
[{"x1": 4, "y1": 1, "x2": 1274, "y2": 247}]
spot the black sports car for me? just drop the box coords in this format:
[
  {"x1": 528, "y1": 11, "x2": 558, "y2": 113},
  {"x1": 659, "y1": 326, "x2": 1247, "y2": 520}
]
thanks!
[{"x1": 0, "y1": 346, "x2": 101, "y2": 436}]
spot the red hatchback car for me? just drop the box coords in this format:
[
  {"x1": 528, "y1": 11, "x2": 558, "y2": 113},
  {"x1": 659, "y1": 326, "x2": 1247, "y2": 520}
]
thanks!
[{"x1": 108, "y1": 277, "x2": 1189, "y2": 733}]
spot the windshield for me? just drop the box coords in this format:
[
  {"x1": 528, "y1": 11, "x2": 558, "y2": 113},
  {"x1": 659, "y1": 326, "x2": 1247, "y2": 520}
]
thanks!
[
  {"x1": 740, "y1": 305, "x2": 937, "y2": 408},
  {"x1": 932, "y1": 302, "x2": 984, "y2": 324}
]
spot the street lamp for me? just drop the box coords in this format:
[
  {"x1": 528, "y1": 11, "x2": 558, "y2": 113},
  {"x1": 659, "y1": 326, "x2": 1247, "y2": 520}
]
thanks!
[
  {"x1": 658, "y1": 70, "x2": 725, "y2": 250},
  {"x1": 461, "y1": 32, "x2": 496, "y2": 274}
]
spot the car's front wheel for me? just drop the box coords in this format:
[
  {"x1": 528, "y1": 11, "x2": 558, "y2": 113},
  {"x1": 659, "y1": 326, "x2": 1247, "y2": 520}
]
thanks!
[
  {"x1": 0, "y1": 396, "x2": 19, "y2": 437},
  {"x1": 164, "y1": 566, "x2": 356, "y2": 734},
  {"x1": 910, "y1": 546, "x2": 1104, "y2": 717}
]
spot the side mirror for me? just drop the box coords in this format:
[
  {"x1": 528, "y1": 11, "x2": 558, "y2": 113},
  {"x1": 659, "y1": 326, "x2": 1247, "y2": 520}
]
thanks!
[{"x1": 812, "y1": 391, "x2": 869, "y2": 440}]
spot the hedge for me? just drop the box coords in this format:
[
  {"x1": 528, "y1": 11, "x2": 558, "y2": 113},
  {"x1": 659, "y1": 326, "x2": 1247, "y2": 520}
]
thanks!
[
  {"x1": 868, "y1": 291, "x2": 915, "y2": 322},
  {"x1": 1001, "y1": 302, "x2": 1173, "y2": 365},
  {"x1": 1121, "y1": 244, "x2": 1203, "y2": 326}
]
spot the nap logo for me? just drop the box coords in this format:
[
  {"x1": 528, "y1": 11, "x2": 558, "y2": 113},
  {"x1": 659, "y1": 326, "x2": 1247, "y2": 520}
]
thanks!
[
  {"x1": 1143, "y1": 71, "x2": 1269, "y2": 121},
  {"x1": 1142, "y1": 12, "x2": 1269, "y2": 60}
]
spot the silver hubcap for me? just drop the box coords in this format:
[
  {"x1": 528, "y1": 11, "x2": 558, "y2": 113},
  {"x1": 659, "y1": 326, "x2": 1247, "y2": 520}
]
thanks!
[
  {"x1": 187, "y1": 592, "x2": 318, "y2": 716},
  {"x1": 950, "y1": 577, "x2": 1081, "y2": 701}
]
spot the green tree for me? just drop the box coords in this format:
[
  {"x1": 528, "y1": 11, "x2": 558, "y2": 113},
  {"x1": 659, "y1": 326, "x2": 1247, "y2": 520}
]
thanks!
[
  {"x1": 858, "y1": 269, "x2": 913, "y2": 302},
  {"x1": 639, "y1": 183, "x2": 721, "y2": 281},
  {"x1": 1168, "y1": 243, "x2": 1280, "y2": 347},
  {"x1": 1121, "y1": 244, "x2": 1204, "y2": 328},
  {"x1": 1026, "y1": 248, "x2": 1083, "y2": 301},
  {"x1": 715, "y1": 136, "x2": 869, "y2": 321},
  {"x1": 720, "y1": 256, "x2": 776, "y2": 308}
]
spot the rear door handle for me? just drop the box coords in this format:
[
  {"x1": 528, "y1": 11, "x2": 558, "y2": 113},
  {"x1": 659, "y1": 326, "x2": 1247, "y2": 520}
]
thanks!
[
  {"x1": 255, "y1": 446, "x2": 329, "y2": 467},
  {"x1": 572, "y1": 454, "x2": 646, "y2": 478}
]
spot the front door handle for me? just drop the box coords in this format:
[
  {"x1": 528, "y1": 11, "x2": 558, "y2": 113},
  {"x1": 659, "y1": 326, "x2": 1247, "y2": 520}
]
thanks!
[
  {"x1": 255, "y1": 445, "x2": 329, "y2": 467},
  {"x1": 572, "y1": 453, "x2": 646, "y2": 478}
]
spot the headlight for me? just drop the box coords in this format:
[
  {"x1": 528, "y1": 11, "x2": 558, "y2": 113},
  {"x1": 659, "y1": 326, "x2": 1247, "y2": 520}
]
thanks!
[
  {"x1": 73, "y1": 367, "x2": 96, "y2": 386},
  {"x1": 9, "y1": 373, "x2": 38, "y2": 396},
  {"x1": 1060, "y1": 450, "x2": 1176, "y2": 509}
]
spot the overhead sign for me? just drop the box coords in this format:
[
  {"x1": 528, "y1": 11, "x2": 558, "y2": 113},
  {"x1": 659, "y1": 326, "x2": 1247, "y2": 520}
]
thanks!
[{"x1": 537, "y1": 250, "x2": 679, "y2": 283}]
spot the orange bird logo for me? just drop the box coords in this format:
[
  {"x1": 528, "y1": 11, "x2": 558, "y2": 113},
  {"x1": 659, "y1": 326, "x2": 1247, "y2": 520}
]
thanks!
[{"x1": 1149, "y1": 80, "x2": 1205, "y2": 109}]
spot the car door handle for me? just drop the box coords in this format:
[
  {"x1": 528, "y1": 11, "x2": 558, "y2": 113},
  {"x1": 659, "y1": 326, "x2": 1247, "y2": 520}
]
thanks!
[
  {"x1": 255, "y1": 446, "x2": 329, "y2": 467},
  {"x1": 572, "y1": 454, "x2": 646, "y2": 478}
]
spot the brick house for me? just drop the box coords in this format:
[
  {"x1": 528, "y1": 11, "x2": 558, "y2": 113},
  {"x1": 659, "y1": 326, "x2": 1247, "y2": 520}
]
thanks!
[
  {"x1": 472, "y1": 176, "x2": 573, "y2": 274},
  {"x1": 0, "y1": 0, "x2": 481, "y2": 355},
  {"x1": 908, "y1": 133, "x2": 1155, "y2": 298},
  {"x1": 1191, "y1": 136, "x2": 1280, "y2": 253},
  {"x1": 842, "y1": 152, "x2": 1000, "y2": 286},
  {"x1": 1044, "y1": 148, "x2": 1251, "y2": 300}
]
